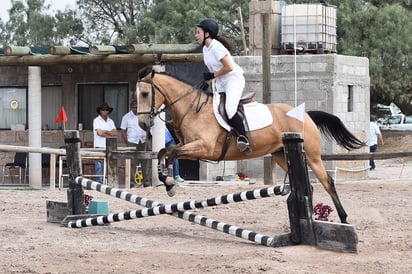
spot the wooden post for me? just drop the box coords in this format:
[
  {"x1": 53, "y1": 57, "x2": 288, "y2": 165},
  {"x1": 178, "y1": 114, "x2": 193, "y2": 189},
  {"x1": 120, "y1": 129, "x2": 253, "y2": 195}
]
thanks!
[
  {"x1": 263, "y1": 12, "x2": 273, "y2": 185},
  {"x1": 125, "y1": 159, "x2": 131, "y2": 189},
  {"x1": 64, "y1": 131, "x2": 84, "y2": 215},
  {"x1": 282, "y1": 132, "x2": 316, "y2": 245},
  {"x1": 106, "y1": 138, "x2": 118, "y2": 188}
]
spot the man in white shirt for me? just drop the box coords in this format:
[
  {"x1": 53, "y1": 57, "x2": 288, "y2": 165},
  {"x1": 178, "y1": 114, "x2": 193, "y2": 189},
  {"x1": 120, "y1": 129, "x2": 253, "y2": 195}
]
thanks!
[
  {"x1": 93, "y1": 102, "x2": 117, "y2": 183},
  {"x1": 121, "y1": 100, "x2": 151, "y2": 187}
]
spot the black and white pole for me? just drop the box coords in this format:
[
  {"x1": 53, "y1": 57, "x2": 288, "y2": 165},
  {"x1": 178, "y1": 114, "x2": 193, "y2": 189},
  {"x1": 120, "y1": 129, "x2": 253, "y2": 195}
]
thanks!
[
  {"x1": 69, "y1": 177, "x2": 284, "y2": 227},
  {"x1": 69, "y1": 177, "x2": 288, "y2": 247}
]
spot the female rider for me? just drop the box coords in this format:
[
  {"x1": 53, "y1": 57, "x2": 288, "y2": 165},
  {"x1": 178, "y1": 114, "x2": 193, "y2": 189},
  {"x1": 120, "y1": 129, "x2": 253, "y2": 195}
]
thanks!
[{"x1": 195, "y1": 18, "x2": 251, "y2": 154}]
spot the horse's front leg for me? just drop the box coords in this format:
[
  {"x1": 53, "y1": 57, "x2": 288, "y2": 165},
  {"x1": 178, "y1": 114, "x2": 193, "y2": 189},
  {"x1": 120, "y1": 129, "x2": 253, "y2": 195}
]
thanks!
[
  {"x1": 157, "y1": 145, "x2": 181, "y2": 197},
  {"x1": 160, "y1": 140, "x2": 213, "y2": 197}
]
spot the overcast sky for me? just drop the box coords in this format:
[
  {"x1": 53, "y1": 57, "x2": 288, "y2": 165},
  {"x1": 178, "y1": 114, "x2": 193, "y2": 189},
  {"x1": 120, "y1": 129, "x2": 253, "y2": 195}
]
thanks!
[{"x1": 1, "y1": 0, "x2": 77, "y2": 22}]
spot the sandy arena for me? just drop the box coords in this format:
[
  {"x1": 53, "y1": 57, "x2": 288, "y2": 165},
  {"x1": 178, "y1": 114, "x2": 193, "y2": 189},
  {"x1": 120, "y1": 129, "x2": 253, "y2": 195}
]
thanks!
[{"x1": 0, "y1": 131, "x2": 411, "y2": 274}]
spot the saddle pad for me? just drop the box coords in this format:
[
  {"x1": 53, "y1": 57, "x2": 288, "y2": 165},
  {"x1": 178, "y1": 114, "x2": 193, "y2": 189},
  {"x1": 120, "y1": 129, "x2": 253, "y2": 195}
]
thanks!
[{"x1": 213, "y1": 94, "x2": 273, "y2": 132}]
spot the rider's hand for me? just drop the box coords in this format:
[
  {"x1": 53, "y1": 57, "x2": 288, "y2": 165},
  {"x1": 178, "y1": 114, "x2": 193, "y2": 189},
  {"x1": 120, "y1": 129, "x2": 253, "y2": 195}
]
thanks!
[{"x1": 203, "y1": 72, "x2": 215, "y2": 81}]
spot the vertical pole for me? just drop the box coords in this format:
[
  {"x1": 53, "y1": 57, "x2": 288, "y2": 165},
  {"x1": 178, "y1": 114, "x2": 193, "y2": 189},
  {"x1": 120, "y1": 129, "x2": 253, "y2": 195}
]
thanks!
[
  {"x1": 106, "y1": 137, "x2": 118, "y2": 188},
  {"x1": 64, "y1": 130, "x2": 84, "y2": 215},
  {"x1": 125, "y1": 159, "x2": 131, "y2": 189},
  {"x1": 49, "y1": 153, "x2": 56, "y2": 190},
  {"x1": 282, "y1": 132, "x2": 315, "y2": 245},
  {"x1": 262, "y1": 13, "x2": 273, "y2": 185},
  {"x1": 28, "y1": 66, "x2": 42, "y2": 189}
]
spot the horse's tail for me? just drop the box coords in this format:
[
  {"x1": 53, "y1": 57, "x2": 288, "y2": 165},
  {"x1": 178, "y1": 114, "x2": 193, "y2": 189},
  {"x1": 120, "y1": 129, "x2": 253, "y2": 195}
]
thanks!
[{"x1": 307, "y1": 110, "x2": 367, "y2": 151}]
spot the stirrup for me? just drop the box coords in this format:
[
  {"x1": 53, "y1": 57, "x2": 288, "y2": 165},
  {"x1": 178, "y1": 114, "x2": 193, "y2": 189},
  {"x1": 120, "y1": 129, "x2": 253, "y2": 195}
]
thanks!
[{"x1": 237, "y1": 135, "x2": 251, "y2": 153}]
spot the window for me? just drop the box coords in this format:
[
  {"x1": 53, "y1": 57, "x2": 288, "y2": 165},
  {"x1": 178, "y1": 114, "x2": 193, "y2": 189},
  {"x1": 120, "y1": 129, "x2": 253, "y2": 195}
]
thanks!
[
  {"x1": 347, "y1": 85, "x2": 353, "y2": 112},
  {"x1": 78, "y1": 84, "x2": 128, "y2": 130},
  {"x1": 41, "y1": 86, "x2": 63, "y2": 130},
  {"x1": 0, "y1": 87, "x2": 27, "y2": 129}
]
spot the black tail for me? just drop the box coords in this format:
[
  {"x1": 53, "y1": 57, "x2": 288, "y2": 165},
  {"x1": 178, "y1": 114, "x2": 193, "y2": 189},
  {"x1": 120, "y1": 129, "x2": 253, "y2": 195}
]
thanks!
[{"x1": 307, "y1": 111, "x2": 366, "y2": 151}]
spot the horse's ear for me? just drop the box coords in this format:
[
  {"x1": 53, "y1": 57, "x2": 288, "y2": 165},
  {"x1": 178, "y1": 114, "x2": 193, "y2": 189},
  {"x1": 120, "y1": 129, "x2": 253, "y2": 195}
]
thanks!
[{"x1": 137, "y1": 65, "x2": 153, "y2": 80}]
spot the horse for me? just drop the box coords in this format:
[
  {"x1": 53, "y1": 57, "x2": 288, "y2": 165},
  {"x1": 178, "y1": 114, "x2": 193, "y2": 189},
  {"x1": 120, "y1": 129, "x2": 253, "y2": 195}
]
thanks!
[{"x1": 136, "y1": 66, "x2": 366, "y2": 224}]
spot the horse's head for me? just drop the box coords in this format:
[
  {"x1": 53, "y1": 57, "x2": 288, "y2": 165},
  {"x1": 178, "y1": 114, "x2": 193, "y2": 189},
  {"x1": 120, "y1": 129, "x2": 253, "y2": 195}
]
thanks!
[
  {"x1": 136, "y1": 66, "x2": 166, "y2": 131},
  {"x1": 136, "y1": 65, "x2": 202, "y2": 131}
]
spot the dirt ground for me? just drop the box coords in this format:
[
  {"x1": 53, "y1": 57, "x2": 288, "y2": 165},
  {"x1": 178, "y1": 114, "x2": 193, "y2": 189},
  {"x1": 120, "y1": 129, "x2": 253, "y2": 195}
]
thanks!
[{"x1": 0, "y1": 131, "x2": 411, "y2": 274}]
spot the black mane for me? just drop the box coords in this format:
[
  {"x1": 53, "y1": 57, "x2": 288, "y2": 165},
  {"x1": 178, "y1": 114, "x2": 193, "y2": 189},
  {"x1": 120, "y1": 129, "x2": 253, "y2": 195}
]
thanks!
[{"x1": 137, "y1": 64, "x2": 205, "y2": 86}]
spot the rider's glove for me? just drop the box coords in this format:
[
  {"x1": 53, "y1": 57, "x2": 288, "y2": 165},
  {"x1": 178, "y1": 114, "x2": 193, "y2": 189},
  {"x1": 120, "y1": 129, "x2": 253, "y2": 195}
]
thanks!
[{"x1": 203, "y1": 72, "x2": 215, "y2": 81}]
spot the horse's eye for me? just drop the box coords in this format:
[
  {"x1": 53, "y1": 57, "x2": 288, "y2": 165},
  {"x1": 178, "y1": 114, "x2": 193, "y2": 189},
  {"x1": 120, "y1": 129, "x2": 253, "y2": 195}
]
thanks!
[{"x1": 141, "y1": 91, "x2": 149, "y2": 98}]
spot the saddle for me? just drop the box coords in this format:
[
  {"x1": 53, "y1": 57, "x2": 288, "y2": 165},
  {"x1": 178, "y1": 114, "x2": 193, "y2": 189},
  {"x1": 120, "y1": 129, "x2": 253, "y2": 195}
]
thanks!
[{"x1": 217, "y1": 92, "x2": 256, "y2": 123}]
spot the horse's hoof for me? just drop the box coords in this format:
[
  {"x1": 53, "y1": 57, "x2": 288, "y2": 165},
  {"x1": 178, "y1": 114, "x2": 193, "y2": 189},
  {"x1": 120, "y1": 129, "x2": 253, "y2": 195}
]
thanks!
[{"x1": 166, "y1": 184, "x2": 176, "y2": 197}]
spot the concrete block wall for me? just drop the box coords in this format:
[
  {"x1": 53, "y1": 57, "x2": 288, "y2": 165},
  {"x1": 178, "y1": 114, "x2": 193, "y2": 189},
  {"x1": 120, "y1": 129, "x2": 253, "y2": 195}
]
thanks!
[{"x1": 235, "y1": 54, "x2": 370, "y2": 181}]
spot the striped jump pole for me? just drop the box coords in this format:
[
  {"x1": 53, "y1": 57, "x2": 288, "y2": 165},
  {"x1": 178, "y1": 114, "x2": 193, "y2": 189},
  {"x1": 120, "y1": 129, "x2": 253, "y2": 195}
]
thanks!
[
  {"x1": 71, "y1": 176, "x2": 291, "y2": 247},
  {"x1": 68, "y1": 179, "x2": 283, "y2": 226}
]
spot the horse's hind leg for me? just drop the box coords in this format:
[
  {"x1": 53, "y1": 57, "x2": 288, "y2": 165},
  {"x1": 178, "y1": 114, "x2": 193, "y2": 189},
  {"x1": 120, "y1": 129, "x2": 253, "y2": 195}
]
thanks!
[
  {"x1": 309, "y1": 159, "x2": 348, "y2": 223},
  {"x1": 275, "y1": 150, "x2": 348, "y2": 223}
]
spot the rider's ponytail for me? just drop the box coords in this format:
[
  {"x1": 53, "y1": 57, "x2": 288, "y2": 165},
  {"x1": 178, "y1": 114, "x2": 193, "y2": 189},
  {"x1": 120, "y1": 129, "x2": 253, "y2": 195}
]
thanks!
[{"x1": 215, "y1": 35, "x2": 233, "y2": 52}]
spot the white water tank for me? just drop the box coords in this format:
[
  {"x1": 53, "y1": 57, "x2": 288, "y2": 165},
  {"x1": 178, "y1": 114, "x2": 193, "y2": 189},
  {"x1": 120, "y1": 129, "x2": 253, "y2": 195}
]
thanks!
[{"x1": 281, "y1": 3, "x2": 337, "y2": 54}]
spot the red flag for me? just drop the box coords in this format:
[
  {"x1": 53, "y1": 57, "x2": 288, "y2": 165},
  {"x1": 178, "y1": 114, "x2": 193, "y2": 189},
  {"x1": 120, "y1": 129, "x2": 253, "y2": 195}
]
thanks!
[{"x1": 55, "y1": 106, "x2": 68, "y2": 123}]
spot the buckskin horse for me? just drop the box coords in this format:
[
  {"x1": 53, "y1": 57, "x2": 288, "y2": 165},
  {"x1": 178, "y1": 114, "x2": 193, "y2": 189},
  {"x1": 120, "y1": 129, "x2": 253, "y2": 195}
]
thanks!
[{"x1": 136, "y1": 66, "x2": 365, "y2": 223}]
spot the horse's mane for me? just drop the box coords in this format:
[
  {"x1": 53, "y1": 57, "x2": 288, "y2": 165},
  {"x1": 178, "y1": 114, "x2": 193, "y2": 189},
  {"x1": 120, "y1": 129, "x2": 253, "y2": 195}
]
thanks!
[{"x1": 137, "y1": 65, "x2": 197, "y2": 87}]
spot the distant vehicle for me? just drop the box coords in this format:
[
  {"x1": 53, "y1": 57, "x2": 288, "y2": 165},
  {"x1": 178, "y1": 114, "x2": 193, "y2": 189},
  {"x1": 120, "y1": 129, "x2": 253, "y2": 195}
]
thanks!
[
  {"x1": 380, "y1": 114, "x2": 412, "y2": 131},
  {"x1": 372, "y1": 103, "x2": 403, "y2": 124}
]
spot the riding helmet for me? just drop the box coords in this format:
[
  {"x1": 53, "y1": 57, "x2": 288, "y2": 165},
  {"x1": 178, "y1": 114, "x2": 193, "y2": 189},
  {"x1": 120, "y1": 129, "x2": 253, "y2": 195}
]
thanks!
[{"x1": 197, "y1": 19, "x2": 219, "y2": 38}]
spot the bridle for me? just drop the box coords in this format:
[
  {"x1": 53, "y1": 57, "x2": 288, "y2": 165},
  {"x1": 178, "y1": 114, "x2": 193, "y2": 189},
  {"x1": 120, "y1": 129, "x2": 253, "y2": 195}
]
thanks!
[{"x1": 136, "y1": 73, "x2": 209, "y2": 129}]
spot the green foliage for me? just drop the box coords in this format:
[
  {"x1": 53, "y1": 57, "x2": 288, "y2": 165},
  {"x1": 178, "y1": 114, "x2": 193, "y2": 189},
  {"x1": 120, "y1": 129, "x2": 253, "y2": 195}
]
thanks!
[
  {"x1": 75, "y1": 0, "x2": 153, "y2": 45},
  {"x1": 0, "y1": 0, "x2": 83, "y2": 46},
  {"x1": 1, "y1": 0, "x2": 410, "y2": 112},
  {"x1": 138, "y1": 0, "x2": 249, "y2": 54},
  {"x1": 290, "y1": 0, "x2": 412, "y2": 113}
]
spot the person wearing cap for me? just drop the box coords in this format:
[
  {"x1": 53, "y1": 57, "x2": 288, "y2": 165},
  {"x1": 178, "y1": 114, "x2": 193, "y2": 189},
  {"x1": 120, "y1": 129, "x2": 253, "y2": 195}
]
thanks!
[
  {"x1": 195, "y1": 18, "x2": 251, "y2": 155},
  {"x1": 120, "y1": 100, "x2": 152, "y2": 187},
  {"x1": 93, "y1": 102, "x2": 117, "y2": 183}
]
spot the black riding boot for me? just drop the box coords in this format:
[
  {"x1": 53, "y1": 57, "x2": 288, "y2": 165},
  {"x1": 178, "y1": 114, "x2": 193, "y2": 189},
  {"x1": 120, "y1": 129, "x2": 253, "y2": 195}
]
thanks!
[{"x1": 228, "y1": 113, "x2": 252, "y2": 154}]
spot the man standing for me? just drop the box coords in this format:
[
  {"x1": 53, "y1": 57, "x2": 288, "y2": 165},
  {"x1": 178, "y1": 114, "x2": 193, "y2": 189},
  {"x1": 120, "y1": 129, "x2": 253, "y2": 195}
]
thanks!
[
  {"x1": 93, "y1": 102, "x2": 117, "y2": 183},
  {"x1": 369, "y1": 116, "x2": 384, "y2": 170},
  {"x1": 121, "y1": 100, "x2": 151, "y2": 187}
]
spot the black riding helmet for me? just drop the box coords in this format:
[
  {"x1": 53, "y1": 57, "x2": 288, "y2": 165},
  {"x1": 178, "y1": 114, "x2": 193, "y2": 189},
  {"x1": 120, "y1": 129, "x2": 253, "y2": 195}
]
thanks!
[{"x1": 197, "y1": 18, "x2": 219, "y2": 39}]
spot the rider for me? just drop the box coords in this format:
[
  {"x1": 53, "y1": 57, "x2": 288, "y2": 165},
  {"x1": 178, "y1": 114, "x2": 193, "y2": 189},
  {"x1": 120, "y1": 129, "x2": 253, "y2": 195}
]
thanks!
[{"x1": 195, "y1": 18, "x2": 251, "y2": 154}]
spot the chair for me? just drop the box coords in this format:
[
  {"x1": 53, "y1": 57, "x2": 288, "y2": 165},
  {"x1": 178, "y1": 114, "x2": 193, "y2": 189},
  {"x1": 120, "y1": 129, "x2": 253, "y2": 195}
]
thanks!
[{"x1": 2, "y1": 152, "x2": 28, "y2": 184}]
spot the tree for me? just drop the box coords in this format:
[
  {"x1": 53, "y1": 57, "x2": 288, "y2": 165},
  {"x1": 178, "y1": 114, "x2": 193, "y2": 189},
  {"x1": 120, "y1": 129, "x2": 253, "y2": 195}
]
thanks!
[
  {"x1": 0, "y1": 0, "x2": 83, "y2": 46},
  {"x1": 138, "y1": 0, "x2": 249, "y2": 54},
  {"x1": 293, "y1": 0, "x2": 412, "y2": 114},
  {"x1": 74, "y1": 0, "x2": 153, "y2": 45}
]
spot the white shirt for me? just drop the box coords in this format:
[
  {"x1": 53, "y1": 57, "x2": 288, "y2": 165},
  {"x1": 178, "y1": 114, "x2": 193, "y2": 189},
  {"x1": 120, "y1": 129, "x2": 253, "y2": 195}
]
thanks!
[
  {"x1": 202, "y1": 39, "x2": 244, "y2": 87},
  {"x1": 120, "y1": 110, "x2": 147, "y2": 144},
  {"x1": 369, "y1": 121, "x2": 381, "y2": 146},
  {"x1": 93, "y1": 115, "x2": 116, "y2": 148}
]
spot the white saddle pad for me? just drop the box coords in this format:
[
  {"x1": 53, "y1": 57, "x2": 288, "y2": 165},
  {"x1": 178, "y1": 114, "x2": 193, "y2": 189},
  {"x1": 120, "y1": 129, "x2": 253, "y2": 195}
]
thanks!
[{"x1": 213, "y1": 93, "x2": 273, "y2": 132}]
